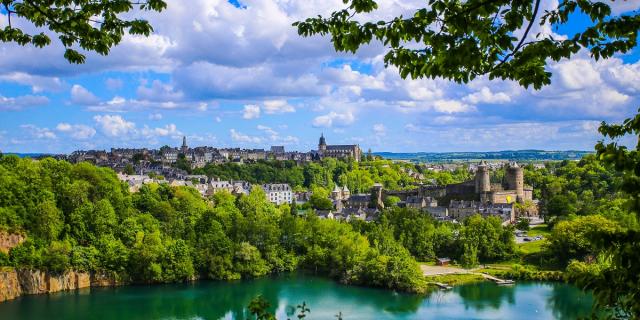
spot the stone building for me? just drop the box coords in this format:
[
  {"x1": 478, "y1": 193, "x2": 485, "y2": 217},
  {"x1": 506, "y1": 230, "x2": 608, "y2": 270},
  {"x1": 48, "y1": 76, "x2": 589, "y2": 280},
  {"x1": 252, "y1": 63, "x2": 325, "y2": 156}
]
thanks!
[
  {"x1": 318, "y1": 134, "x2": 362, "y2": 162},
  {"x1": 262, "y1": 183, "x2": 293, "y2": 205}
]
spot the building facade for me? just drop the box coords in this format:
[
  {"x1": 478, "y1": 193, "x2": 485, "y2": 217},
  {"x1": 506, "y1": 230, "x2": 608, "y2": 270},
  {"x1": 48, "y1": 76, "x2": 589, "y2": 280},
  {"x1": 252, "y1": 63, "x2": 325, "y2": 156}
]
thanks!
[
  {"x1": 318, "y1": 134, "x2": 362, "y2": 162},
  {"x1": 262, "y1": 183, "x2": 293, "y2": 205}
]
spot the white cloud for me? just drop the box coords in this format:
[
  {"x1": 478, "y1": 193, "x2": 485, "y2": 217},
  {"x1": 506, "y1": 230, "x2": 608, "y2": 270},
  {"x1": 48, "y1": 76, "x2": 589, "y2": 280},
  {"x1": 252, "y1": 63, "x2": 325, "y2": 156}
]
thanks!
[
  {"x1": 312, "y1": 111, "x2": 355, "y2": 128},
  {"x1": 0, "y1": 95, "x2": 49, "y2": 111},
  {"x1": 554, "y1": 59, "x2": 602, "y2": 90},
  {"x1": 433, "y1": 99, "x2": 475, "y2": 113},
  {"x1": 257, "y1": 125, "x2": 278, "y2": 136},
  {"x1": 149, "y1": 113, "x2": 163, "y2": 120},
  {"x1": 142, "y1": 124, "x2": 181, "y2": 137},
  {"x1": 463, "y1": 87, "x2": 511, "y2": 104},
  {"x1": 230, "y1": 129, "x2": 262, "y2": 143},
  {"x1": 243, "y1": 104, "x2": 261, "y2": 119},
  {"x1": 373, "y1": 123, "x2": 386, "y2": 136},
  {"x1": 70, "y1": 84, "x2": 100, "y2": 105},
  {"x1": 263, "y1": 100, "x2": 295, "y2": 114},
  {"x1": 136, "y1": 80, "x2": 184, "y2": 102},
  {"x1": 215, "y1": 116, "x2": 222, "y2": 123},
  {"x1": 0, "y1": 72, "x2": 64, "y2": 93},
  {"x1": 20, "y1": 124, "x2": 57, "y2": 139},
  {"x1": 93, "y1": 115, "x2": 136, "y2": 137},
  {"x1": 56, "y1": 123, "x2": 96, "y2": 140}
]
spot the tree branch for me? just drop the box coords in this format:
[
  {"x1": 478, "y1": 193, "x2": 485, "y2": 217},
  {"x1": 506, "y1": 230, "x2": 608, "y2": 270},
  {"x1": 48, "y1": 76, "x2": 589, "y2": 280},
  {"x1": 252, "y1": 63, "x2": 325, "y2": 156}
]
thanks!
[
  {"x1": 3, "y1": 3, "x2": 12, "y2": 27},
  {"x1": 493, "y1": 0, "x2": 542, "y2": 70}
]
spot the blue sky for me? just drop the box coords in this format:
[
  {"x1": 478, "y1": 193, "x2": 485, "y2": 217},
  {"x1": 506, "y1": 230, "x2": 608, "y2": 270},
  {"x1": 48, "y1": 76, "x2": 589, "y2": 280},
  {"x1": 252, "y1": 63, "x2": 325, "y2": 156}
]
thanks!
[{"x1": 1, "y1": 0, "x2": 639, "y2": 154}]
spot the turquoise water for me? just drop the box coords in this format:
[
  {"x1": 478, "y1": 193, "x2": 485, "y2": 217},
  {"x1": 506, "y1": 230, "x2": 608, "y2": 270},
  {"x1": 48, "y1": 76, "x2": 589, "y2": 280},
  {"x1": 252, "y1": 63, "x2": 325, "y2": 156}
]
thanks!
[{"x1": 0, "y1": 274, "x2": 594, "y2": 319}]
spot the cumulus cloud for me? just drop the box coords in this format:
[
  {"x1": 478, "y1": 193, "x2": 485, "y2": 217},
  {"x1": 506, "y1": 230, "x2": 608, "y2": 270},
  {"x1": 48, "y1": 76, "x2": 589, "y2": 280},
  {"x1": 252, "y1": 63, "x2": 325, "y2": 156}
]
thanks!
[
  {"x1": 141, "y1": 124, "x2": 181, "y2": 138},
  {"x1": 243, "y1": 104, "x2": 261, "y2": 119},
  {"x1": 71, "y1": 85, "x2": 100, "y2": 105},
  {"x1": 56, "y1": 123, "x2": 96, "y2": 140},
  {"x1": 312, "y1": 111, "x2": 355, "y2": 128},
  {"x1": 263, "y1": 100, "x2": 295, "y2": 114},
  {"x1": 463, "y1": 87, "x2": 511, "y2": 104},
  {"x1": 136, "y1": 80, "x2": 184, "y2": 102},
  {"x1": 93, "y1": 115, "x2": 136, "y2": 137}
]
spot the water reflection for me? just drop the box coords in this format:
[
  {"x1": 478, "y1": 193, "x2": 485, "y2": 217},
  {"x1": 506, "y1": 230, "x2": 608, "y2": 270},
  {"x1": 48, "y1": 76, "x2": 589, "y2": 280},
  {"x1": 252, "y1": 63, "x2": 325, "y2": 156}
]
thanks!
[
  {"x1": 0, "y1": 274, "x2": 594, "y2": 320},
  {"x1": 456, "y1": 282, "x2": 516, "y2": 310}
]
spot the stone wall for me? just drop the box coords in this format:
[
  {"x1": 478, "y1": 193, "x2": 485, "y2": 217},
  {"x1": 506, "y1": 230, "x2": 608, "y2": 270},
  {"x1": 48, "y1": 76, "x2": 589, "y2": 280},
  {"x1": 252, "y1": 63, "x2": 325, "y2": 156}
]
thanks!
[
  {"x1": 0, "y1": 269, "x2": 114, "y2": 303},
  {"x1": 0, "y1": 232, "x2": 25, "y2": 254}
]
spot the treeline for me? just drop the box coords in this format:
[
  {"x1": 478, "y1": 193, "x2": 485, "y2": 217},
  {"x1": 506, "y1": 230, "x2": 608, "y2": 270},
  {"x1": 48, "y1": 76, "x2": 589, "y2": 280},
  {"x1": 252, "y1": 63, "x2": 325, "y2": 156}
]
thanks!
[
  {"x1": 353, "y1": 207, "x2": 516, "y2": 267},
  {"x1": 193, "y1": 158, "x2": 468, "y2": 194},
  {"x1": 0, "y1": 156, "x2": 425, "y2": 292},
  {"x1": 518, "y1": 156, "x2": 638, "y2": 269}
]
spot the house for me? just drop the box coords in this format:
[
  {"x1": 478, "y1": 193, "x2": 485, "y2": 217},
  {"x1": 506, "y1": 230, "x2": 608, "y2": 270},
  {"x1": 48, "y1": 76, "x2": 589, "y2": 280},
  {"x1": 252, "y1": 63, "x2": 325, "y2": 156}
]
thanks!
[
  {"x1": 436, "y1": 257, "x2": 451, "y2": 266},
  {"x1": 262, "y1": 183, "x2": 293, "y2": 205}
]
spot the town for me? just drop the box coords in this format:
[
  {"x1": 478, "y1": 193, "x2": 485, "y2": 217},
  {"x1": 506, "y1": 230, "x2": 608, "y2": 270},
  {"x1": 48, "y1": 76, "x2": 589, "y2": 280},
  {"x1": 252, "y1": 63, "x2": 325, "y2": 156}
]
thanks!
[{"x1": 56, "y1": 134, "x2": 539, "y2": 225}]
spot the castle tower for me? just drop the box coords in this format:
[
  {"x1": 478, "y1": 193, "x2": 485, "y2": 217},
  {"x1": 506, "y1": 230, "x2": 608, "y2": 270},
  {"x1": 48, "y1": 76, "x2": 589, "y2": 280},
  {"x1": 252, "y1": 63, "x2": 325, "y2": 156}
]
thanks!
[
  {"x1": 318, "y1": 133, "x2": 327, "y2": 155},
  {"x1": 506, "y1": 162, "x2": 524, "y2": 203},
  {"x1": 370, "y1": 183, "x2": 384, "y2": 210},
  {"x1": 475, "y1": 161, "x2": 491, "y2": 194},
  {"x1": 331, "y1": 185, "x2": 342, "y2": 201},
  {"x1": 342, "y1": 185, "x2": 350, "y2": 200}
]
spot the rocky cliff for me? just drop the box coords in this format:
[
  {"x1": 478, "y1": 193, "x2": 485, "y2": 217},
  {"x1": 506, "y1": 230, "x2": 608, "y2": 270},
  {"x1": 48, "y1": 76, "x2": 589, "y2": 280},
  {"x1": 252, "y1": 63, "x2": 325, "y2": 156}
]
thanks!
[
  {"x1": 0, "y1": 269, "x2": 117, "y2": 302},
  {"x1": 0, "y1": 232, "x2": 25, "y2": 254}
]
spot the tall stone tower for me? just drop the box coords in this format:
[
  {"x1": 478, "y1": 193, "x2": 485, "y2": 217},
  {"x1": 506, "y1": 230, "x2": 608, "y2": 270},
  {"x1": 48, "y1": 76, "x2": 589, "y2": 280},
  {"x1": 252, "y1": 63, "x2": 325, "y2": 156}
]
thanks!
[
  {"x1": 181, "y1": 136, "x2": 188, "y2": 154},
  {"x1": 506, "y1": 162, "x2": 524, "y2": 202},
  {"x1": 318, "y1": 133, "x2": 327, "y2": 155},
  {"x1": 475, "y1": 160, "x2": 491, "y2": 194}
]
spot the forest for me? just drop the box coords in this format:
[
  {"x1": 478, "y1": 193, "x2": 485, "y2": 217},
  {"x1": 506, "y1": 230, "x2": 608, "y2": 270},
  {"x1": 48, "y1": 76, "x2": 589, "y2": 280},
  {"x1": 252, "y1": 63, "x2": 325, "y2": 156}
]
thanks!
[
  {"x1": 0, "y1": 155, "x2": 512, "y2": 293},
  {"x1": 0, "y1": 153, "x2": 637, "y2": 309}
]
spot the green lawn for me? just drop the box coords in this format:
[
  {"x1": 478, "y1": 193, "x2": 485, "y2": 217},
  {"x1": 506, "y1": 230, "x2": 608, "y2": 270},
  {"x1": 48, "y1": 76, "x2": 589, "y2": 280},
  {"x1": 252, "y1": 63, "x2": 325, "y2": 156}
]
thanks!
[
  {"x1": 429, "y1": 273, "x2": 485, "y2": 286},
  {"x1": 517, "y1": 239, "x2": 546, "y2": 255},
  {"x1": 527, "y1": 224, "x2": 551, "y2": 237}
]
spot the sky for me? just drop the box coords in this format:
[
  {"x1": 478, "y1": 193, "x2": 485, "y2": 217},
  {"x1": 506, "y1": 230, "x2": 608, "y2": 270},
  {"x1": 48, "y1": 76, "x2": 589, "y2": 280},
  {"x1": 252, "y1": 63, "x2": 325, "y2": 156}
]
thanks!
[{"x1": 1, "y1": 0, "x2": 639, "y2": 154}]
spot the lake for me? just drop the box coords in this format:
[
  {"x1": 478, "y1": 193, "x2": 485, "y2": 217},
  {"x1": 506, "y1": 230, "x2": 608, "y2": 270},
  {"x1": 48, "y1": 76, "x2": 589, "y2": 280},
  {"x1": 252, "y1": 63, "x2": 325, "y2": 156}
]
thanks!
[{"x1": 0, "y1": 273, "x2": 594, "y2": 319}]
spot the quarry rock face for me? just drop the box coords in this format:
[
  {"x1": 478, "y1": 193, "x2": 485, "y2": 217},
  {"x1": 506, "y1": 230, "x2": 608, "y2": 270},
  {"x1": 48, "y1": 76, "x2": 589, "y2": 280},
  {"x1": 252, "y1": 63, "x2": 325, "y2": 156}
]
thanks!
[{"x1": 0, "y1": 269, "x2": 114, "y2": 302}]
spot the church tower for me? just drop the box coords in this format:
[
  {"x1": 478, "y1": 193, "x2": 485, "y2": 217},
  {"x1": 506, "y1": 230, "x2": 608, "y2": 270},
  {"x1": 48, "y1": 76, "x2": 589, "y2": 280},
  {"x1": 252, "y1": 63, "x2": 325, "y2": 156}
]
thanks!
[
  {"x1": 181, "y1": 136, "x2": 188, "y2": 154},
  {"x1": 318, "y1": 133, "x2": 327, "y2": 155}
]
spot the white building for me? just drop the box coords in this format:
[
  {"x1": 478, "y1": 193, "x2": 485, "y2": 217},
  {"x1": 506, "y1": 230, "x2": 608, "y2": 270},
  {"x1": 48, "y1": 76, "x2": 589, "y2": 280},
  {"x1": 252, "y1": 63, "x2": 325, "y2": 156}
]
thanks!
[{"x1": 262, "y1": 183, "x2": 293, "y2": 205}]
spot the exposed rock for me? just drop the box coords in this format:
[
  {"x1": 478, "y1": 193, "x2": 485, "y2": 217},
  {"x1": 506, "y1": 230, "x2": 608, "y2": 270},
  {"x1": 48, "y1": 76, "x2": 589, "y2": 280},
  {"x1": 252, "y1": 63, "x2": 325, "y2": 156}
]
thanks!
[
  {"x1": 0, "y1": 232, "x2": 25, "y2": 254},
  {"x1": 0, "y1": 269, "x2": 22, "y2": 302},
  {"x1": 17, "y1": 269, "x2": 48, "y2": 295},
  {"x1": 90, "y1": 272, "x2": 120, "y2": 287},
  {"x1": 0, "y1": 268, "x2": 122, "y2": 303}
]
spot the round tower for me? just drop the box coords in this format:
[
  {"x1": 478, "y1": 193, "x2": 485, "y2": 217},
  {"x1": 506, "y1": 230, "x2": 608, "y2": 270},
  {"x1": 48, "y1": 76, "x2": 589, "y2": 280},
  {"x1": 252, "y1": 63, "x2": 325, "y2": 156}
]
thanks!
[
  {"x1": 475, "y1": 161, "x2": 491, "y2": 194},
  {"x1": 506, "y1": 162, "x2": 524, "y2": 202}
]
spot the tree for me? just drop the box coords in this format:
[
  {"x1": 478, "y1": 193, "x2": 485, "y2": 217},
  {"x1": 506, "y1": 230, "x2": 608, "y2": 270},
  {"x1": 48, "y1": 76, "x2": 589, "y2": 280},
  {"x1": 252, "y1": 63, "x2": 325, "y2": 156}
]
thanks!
[
  {"x1": 383, "y1": 195, "x2": 401, "y2": 207},
  {"x1": 309, "y1": 186, "x2": 333, "y2": 210},
  {"x1": 0, "y1": 0, "x2": 167, "y2": 63},
  {"x1": 295, "y1": 0, "x2": 639, "y2": 90},
  {"x1": 515, "y1": 218, "x2": 530, "y2": 231}
]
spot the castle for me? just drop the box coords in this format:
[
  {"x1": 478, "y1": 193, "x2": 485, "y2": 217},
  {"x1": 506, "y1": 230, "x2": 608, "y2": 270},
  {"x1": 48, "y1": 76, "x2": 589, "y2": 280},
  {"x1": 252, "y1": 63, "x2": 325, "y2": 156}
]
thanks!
[
  {"x1": 416, "y1": 161, "x2": 532, "y2": 204},
  {"x1": 318, "y1": 134, "x2": 362, "y2": 162},
  {"x1": 475, "y1": 161, "x2": 532, "y2": 204}
]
